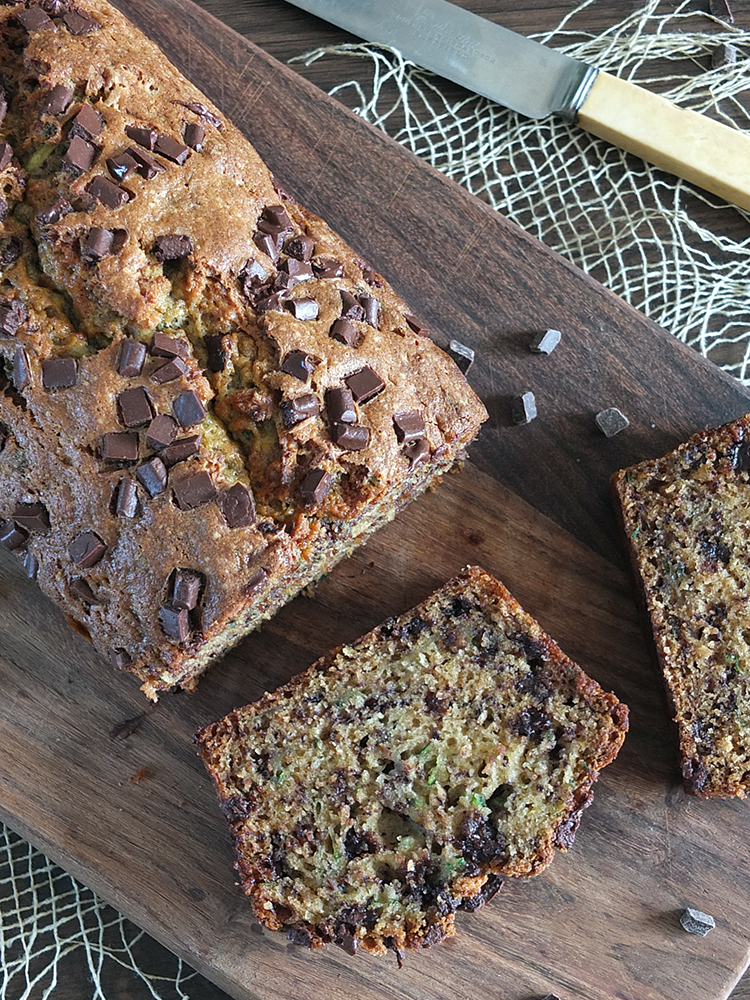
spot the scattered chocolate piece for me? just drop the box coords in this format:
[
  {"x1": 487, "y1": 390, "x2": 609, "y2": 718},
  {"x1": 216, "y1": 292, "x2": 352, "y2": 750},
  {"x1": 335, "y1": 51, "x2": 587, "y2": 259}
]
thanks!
[
  {"x1": 150, "y1": 331, "x2": 189, "y2": 359},
  {"x1": 511, "y1": 391, "x2": 537, "y2": 425},
  {"x1": 448, "y1": 339, "x2": 474, "y2": 374},
  {"x1": 153, "y1": 233, "x2": 193, "y2": 261},
  {"x1": 63, "y1": 135, "x2": 96, "y2": 173},
  {"x1": 595, "y1": 406, "x2": 629, "y2": 437},
  {"x1": 173, "y1": 100, "x2": 223, "y2": 131},
  {"x1": 246, "y1": 567, "x2": 267, "y2": 594},
  {"x1": 136, "y1": 456, "x2": 168, "y2": 497},
  {"x1": 81, "y1": 226, "x2": 114, "y2": 265},
  {"x1": 70, "y1": 103, "x2": 103, "y2": 140},
  {"x1": 17, "y1": 6, "x2": 55, "y2": 31},
  {"x1": 114, "y1": 477, "x2": 138, "y2": 517},
  {"x1": 0, "y1": 300, "x2": 28, "y2": 337},
  {"x1": 312, "y1": 256, "x2": 344, "y2": 279},
  {"x1": 331, "y1": 421, "x2": 370, "y2": 451},
  {"x1": 70, "y1": 577, "x2": 99, "y2": 604},
  {"x1": 172, "y1": 390, "x2": 205, "y2": 427},
  {"x1": 404, "y1": 437, "x2": 430, "y2": 465},
  {"x1": 159, "y1": 604, "x2": 190, "y2": 642},
  {"x1": 340, "y1": 289, "x2": 365, "y2": 321},
  {"x1": 36, "y1": 199, "x2": 73, "y2": 227},
  {"x1": 100, "y1": 431, "x2": 139, "y2": 462},
  {"x1": 712, "y1": 41, "x2": 737, "y2": 68},
  {"x1": 12, "y1": 502, "x2": 49, "y2": 533},
  {"x1": 117, "y1": 339, "x2": 146, "y2": 377},
  {"x1": 117, "y1": 386, "x2": 154, "y2": 427},
  {"x1": 21, "y1": 550, "x2": 39, "y2": 580},
  {"x1": 326, "y1": 386, "x2": 356, "y2": 424},
  {"x1": 170, "y1": 568, "x2": 203, "y2": 609},
  {"x1": 183, "y1": 121, "x2": 205, "y2": 150},
  {"x1": 405, "y1": 313, "x2": 430, "y2": 337},
  {"x1": 280, "y1": 350, "x2": 315, "y2": 382},
  {"x1": 329, "y1": 318, "x2": 362, "y2": 348},
  {"x1": 173, "y1": 470, "x2": 216, "y2": 510},
  {"x1": 709, "y1": 0, "x2": 733, "y2": 23},
  {"x1": 12, "y1": 347, "x2": 31, "y2": 391},
  {"x1": 680, "y1": 907, "x2": 715, "y2": 936},
  {"x1": 41, "y1": 85, "x2": 73, "y2": 117},
  {"x1": 42, "y1": 357, "x2": 77, "y2": 390},
  {"x1": 345, "y1": 366, "x2": 385, "y2": 403},
  {"x1": 126, "y1": 145, "x2": 165, "y2": 180},
  {"x1": 359, "y1": 294, "x2": 380, "y2": 328},
  {"x1": 125, "y1": 125, "x2": 157, "y2": 150},
  {"x1": 0, "y1": 519, "x2": 27, "y2": 550},
  {"x1": 0, "y1": 142, "x2": 12, "y2": 172},
  {"x1": 107, "y1": 150, "x2": 138, "y2": 182},
  {"x1": 68, "y1": 530, "x2": 106, "y2": 568},
  {"x1": 300, "y1": 467, "x2": 331, "y2": 506},
  {"x1": 145, "y1": 415, "x2": 178, "y2": 450},
  {"x1": 87, "y1": 175, "x2": 129, "y2": 209},
  {"x1": 285, "y1": 234, "x2": 314, "y2": 261},
  {"x1": 150, "y1": 356, "x2": 189, "y2": 384},
  {"x1": 162, "y1": 435, "x2": 200, "y2": 467},
  {"x1": 530, "y1": 329, "x2": 562, "y2": 355},
  {"x1": 359, "y1": 259, "x2": 382, "y2": 287},
  {"x1": 217, "y1": 482, "x2": 256, "y2": 528},
  {"x1": 393, "y1": 410, "x2": 425, "y2": 443},
  {"x1": 280, "y1": 394, "x2": 320, "y2": 428},
  {"x1": 109, "y1": 647, "x2": 132, "y2": 671},
  {"x1": 153, "y1": 133, "x2": 190, "y2": 165},
  {"x1": 63, "y1": 8, "x2": 101, "y2": 33}
]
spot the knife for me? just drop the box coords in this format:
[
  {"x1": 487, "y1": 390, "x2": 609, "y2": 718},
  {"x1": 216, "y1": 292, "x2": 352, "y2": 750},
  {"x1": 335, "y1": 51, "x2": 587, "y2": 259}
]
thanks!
[{"x1": 284, "y1": 0, "x2": 750, "y2": 212}]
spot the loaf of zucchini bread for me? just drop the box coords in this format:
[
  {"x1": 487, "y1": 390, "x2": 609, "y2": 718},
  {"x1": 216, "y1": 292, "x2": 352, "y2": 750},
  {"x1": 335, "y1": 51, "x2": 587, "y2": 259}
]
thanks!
[
  {"x1": 0, "y1": 0, "x2": 486, "y2": 698},
  {"x1": 195, "y1": 566, "x2": 628, "y2": 958},
  {"x1": 613, "y1": 413, "x2": 750, "y2": 796}
]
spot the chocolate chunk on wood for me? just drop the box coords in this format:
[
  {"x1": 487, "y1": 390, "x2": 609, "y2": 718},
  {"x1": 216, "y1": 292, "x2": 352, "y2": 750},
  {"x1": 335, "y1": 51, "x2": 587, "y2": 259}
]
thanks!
[
  {"x1": 173, "y1": 471, "x2": 216, "y2": 510},
  {"x1": 393, "y1": 410, "x2": 425, "y2": 444},
  {"x1": 595, "y1": 407, "x2": 629, "y2": 437},
  {"x1": 41, "y1": 85, "x2": 73, "y2": 116},
  {"x1": 153, "y1": 134, "x2": 190, "y2": 165},
  {"x1": 82, "y1": 226, "x2": 114, "y2": 265},
  {"x1": 153, "y1": 234, "x2": 193, "y2": 260},
  {"x1": 63, "y1": 135, "x2": 96, "y2": 173},
  {"x1": 68, "y1": 530, "x2": 106, "y2": 567},
  {"x1": 21, "y1": 550, "x2": 39, "y2": 580},
  {"x1": 150, "y1": 357, "x2": 188, "y2": 384},
  {"x1": 217, "y1": 482, "x2": 256, "y2": 528},
  {"x1": 146, "y1": 415, "x2": 178, "y2": 451},
  {"x1": 0, "y1": 300, "x2": 28, "y2": 336},
  {"x1": 117, "y1": 387, "x2": 154, "y2": 427},
  {"x1": 159, "y1": 604, "x2": 190, "y2": 642},
  {"x1": 17, "y1": 6, "x2": 55, "y2": 31},
  {"x1": 42, "y1": 357, "x2": 78, "y2": 390},
  {"x1": 712, "y1": 42, "x2": 737, "y2": 68},
  {"x1": 12, "y1": 347, "x2": 31, "y2": 391},
  {"x1": 12, "y1": 502, "x2": 50, "y2": 533},
  {"x1": 511, "y1": 391, "x2": 537, "y2": 425},
  {"x1": 114, "y1": 477, "x2": 138, "y2": 517},
  {"x1": 680, "y1": 907, "x2": 715, "y2": 936},
  {"x1": 0, "y1": 142, "x2": 12, "y2": 172},
  {"x1": 530, "y1": 329, "x2": 562, "y2": 355},
  {"x1": 183, "y1": 122, "x2": 205, "y2": 150},
  {"x1": 286, "y1": 297, "x2": 319, "y2": 321},
  {"x1": 330, "y1": 318, "x2": 362, "y2": 348},
  {"x1": 70, "y1": 103, "x2": 103, "y2": 140},
  {"x1": 280, "y1": 350, "x2": 315, "y2": 382},
  {"x1": 405, "y1": 314, "x2": 431, "y2": 338},
  {"x1": 300, "y1": 468, "x2": 331, "y2": 506},
  {"x1": 87, "y1": 175, "x2": 129, "y2": 209},
  {"x1": 136, "y1": 456, "x2": 168, "y2": 497},
  {"x1": 162, "y1": 435, "x2": 200, "y2": 467},
  {"x1": 117, "y1": 339, "x2": 146, "y2": 377},
  {"x1": 63, "y1": 8, "x2": 101, "y2": 33},
  {"x1": 709, "y1": 0, "x2": 733, "y2": 22},
  {"x1": 107, "y1": 151, "x2": 138, "y2": 182},
  {"x1": 170, "y1": 568, "x2": 203, "y2": 610},
  {"x1": 0, "y1": 519, "x2": 27, "y2": 550},
  {"x1": 70, "y1": 577, "x2": 99, "y2": 604},
  {"x1": 280, "y1": 394, "x2": 320, "y2": 428},
  {"x1": 126, "y1": 146, "x2": 165, "y2": 179},
  {"x1": 345, "y1": 366, "x2": 385, "y2": 403},
  {"x1": 172, "y1": 390, "x2": 205, "y2": 427},
  {"x1": 326, "y1": 386, "x2": 356, "y2": 424},
  {"x1": 109, "y1": 647, "x2": 132, "y2": 671},
  {"x1": 331, "y1": 422, "x2": 370, "y2": 451},
  {"x1": 100, "y1": 431, "x2": 139, "y2": 462},
  {"x1": 448, "y1": 339, "x2": 475, "y2": 374}
]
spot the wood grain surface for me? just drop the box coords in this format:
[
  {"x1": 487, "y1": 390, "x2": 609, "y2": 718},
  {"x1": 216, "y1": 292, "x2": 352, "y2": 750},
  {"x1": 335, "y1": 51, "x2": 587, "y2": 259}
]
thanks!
[{"x1": 2, "y1": 1, "x2": 750, "y2": 998}]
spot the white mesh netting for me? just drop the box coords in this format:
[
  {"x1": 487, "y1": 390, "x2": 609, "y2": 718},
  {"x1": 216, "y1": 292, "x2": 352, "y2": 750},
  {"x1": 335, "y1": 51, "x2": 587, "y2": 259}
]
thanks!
[{"x1": 2, "y1": 2, "x2": 749, "y2": 997}]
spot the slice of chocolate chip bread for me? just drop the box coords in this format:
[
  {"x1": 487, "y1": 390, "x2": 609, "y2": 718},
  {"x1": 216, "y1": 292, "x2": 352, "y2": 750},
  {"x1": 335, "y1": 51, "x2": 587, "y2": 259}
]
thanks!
[
  {"x1": 0, "y1": 1, "x2": 486, "y2": 698},
  {"x1": 613, "y1": 414, "x2": 750, "y2": 797},
  {"x1": 195, "y1": 566, "x2": 628, "y2": 958}
]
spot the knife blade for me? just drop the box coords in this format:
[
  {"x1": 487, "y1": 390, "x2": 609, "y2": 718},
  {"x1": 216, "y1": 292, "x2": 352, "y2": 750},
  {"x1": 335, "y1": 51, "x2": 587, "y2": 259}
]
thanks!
[{"x1": 284, "y1": 0, "x2": 750, "y2": 212}]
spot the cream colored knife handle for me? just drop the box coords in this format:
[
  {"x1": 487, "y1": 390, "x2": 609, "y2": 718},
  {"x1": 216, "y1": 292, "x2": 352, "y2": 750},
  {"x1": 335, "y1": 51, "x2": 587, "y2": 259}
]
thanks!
[{"x1": 577, "y1": 70, "x2": 750, "y2": 212}]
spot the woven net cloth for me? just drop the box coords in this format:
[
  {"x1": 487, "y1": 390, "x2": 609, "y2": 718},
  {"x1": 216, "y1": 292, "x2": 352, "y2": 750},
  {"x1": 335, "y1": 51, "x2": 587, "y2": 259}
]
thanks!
[{"x1": 1, "y1": 2, "x2": 749, "y2": 998}]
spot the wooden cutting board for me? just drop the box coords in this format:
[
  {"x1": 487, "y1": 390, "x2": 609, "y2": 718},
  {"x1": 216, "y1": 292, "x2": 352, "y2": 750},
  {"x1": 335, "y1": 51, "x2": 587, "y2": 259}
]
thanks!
[{"x1": 2, "y1": 1, "x2": 750, "y2": 998}]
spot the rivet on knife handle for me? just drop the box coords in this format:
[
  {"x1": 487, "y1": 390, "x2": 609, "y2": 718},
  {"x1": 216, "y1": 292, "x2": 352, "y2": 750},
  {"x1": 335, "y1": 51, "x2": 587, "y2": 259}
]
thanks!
[{"x1": 577, "y1": 71, "x2": 750, "y2": 212}]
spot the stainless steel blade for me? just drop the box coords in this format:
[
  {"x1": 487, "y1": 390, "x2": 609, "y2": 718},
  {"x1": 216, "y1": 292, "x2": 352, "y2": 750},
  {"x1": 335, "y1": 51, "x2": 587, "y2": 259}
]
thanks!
[{"x1": 284, "y1": 0, "x2": 598, "y2": 120}]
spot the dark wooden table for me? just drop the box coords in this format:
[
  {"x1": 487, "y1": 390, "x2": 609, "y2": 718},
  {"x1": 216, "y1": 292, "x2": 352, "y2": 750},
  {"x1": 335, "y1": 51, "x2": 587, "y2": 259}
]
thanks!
[{"x1": 3, "y1": 1, "x2": 750, "y2": 997}]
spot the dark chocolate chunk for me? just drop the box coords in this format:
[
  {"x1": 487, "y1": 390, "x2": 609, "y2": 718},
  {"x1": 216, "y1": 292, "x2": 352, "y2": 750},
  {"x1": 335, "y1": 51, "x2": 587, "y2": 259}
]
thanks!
[
  {"x1": 41, "y1": 85, "x2": 73, "y2": 117},
  {"x1": 173, "y1": 470, "x2": 216, "y2": 510},
  {"x1": 12, "y1": 502, "x2": 49, "y2": 533},
  {"x1": 275, "y1": 258, "x2": 313, "y2": 289},
  {"x1": 81, "y1": 226, "x2": 114, "y2": 265},
  {"x1": 68, "y1": 530, "x2": 106, "y2": 567},
  {"x1": 42, "y1": 357, "x2": 77, "y2": 390},
  {"x1": 448, "y1": 339, "x2": 474, "y2": 374},
  {"x1": 511, "y1": 391, "x2": 537, "y2": 425},
  {"x1": 106, "y1": 150, "x2": 137, "y2": 182},
  {"x1": 345, "y1": 366, "x2": 385, "y2": 403},
  {"x1": 70, "y1": 577, "x2": 99, "y2": 604},
  {"x1": 300, "y1": 468, "x2": 331, "y2": 506},
  {"x1": 204, "y1": 334, "x2": 227, "y2": 372},
  {"x1": 680, "y1": 907, "x2": 715, "y2": 936},
  {"x1": 285, "y1": 234, "x2": 314, "y2": 261},
  {"x1": 150, "y1": 331, "x2": 189, "y2": 359},
  {"x1": 329, "y1": 318, "x2": 362, "y2": 348},
  {"x1": 170, "y1": 568, "x2": 203, "y2": 610},
  {"x1": 359, "y1": 259, "x2": 382, "y2": 287},
  {"x1": 358, "y1": 294, "x2": 380, "y2": 328},
  {"x1": 405, "y1": 313, "x2": 430, "y2": 338},
  {"x1": 312, "y1": 255, "x2": 344, "y2": 279},
  {"x1": 17, "y1": 6, "x2": 55, "y2": 31},
  {"x1": 63, "y1": 8, "x2": 101, "y2": 33},
  {"x1": 183, "y1": 121, "x2": 205, "y2": 150},
  {"x1": 21, "y1": 550, "x2": 39, "y2": 580},
  {"x1": 712, "y1": 41, "x2": 738, "y2": 68},
  {"x1": 153, "y1": 233, "x2": 193, "y2": 261},
  {"x1": 258, "y1": 204, "x2": 293, "y2": 235},
  {"x1": 126, "y1": 145, "x2": 165, "y2": 179},
  {"x1": 331, "y1": 421, "x2": 370, "y2": 451},
  {"x1": 114, "y1": 477, "x2": 138, "y2": 517},
  {"x1": 217, "y1": 482, "x2": 255, "y2": 528},
  {"x1": 117, "y1": 339, "x2": 146, "y2": 377},
  {"x1": 109, "y1": 647, "x2": 132, "y2": 671},
  {"x1": 87, "y1": 175, "x2": 129, "y2": 209},
  {"x1": 286, "y1": 297, "x2": 319, "y2": 321},
  {"x1": 0, "y1": 300, "x2": 28, "y2": 337},
  {"x1": 174, "y1": 100, "x2": 223, "y2": 130},
  {"x1": 150, "y1": 356, "x2": 189, "y2": 384},
  {"x1": 255, "y1": 290, "x2": 284, "y2": 314},
  {"x1": 146, "y1": 414, "x2": 178, "y2": 451},
  {"x1": 246, "y1": 567, "x2": 267, "y2": 594},
  {"x1": 530, "y1": 329, "x2": 561, "y2": 354},
  {"x1": 340, "y1": 289, "x2": 365, "y2": 321},
  {"x1": 280, "y1": 350, "x2": 315, "y2": 382},
  {"x1": 0, "y1": 236, "x2": 22, "y2": 269},
  {"x1": 63, "y1": 135, "x2": 96, "y2": 173},
  {"x1": 153, "y1": 134, "x2": 190, "y2": 165},
  {"x1": 159, "y1": 604, "x2": 190, "y2": 643},
  {"x1": 70, "y1": 103, "x2": 103, "y2": 139},
  {"x1": 403, "y1": 437, "x2": 430, "y2": 466},
  {"x1": 35, "y1": 199, "x2": 73, "y2": 227},
  {"x1": 12, "y1": 347, "x2": 30, "y2": 391},
  {"x1": 393, "y1": 410, "x2": 425, "y2": 444},
  {"x1": 173, "y1": 390, "x2": 206, "y2": 428},
  {"x1": 162, "y1": 435, "x2": 200, "y2": 467},
  {"x1": 125, "y1": 124, "x2": 156, "y2": 149},
  {"x1": 0, "y1": 142, "x2": 12, "y2": 172},
  {"x1": 0, "y1": 519, "x2": 27, "y2": 550},
  {"x1": 253, "y1": 231, "x2": 281, "y2": 262},
  {"x1": 136, "y1": 456, "x2": 168, "y2": 497},
  {"x1": 117, "y1": 386, "x2": 154, "y2": 427},
  {"x1": 280, "y1": 394, "x2": 320, "y2": 428},
  {"x1": 595, "y1": 406, "x2": 629, "y2": 437},
  {"x1": 100, "y1": 431, "x2": 139, "y2": 462},
  {"x1": 709, "y1": 0, "x2": 733, "y2": 22},
  {"x1": 326, "y1": 386, "x2": 356, "y2": 424}
]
